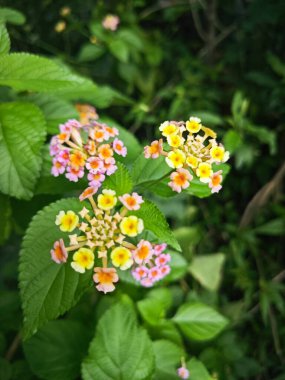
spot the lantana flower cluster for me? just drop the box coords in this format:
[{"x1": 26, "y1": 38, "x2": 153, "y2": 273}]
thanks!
[
  {"x1": 144, "y1": 117, "x2": 229, "y2": 194},
  {"x1": 50, "y1": 117, "x2": 127, "y2": 192},
  {"x1": 50, "y1": 188, "x2": 171, "y2": 293}
]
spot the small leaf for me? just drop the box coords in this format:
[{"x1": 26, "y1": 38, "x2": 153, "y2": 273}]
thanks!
[
  {"x1": 153, "y1": 340, "x2": 184, "y2": 380},
  {"x1": 103, "y1": 162, "x2": 133, "y2": 195},
  {"x1": 188, "y1": 253, "x2": 225, "y2": 291},
  {"x1": 137, "y1": 298, "x2": 166, "y2": 326},
  {"x1": 223, "y1": 130, "x2": 242, "y2": 153},
  {"x1": 0, "y1": 23, "x2": 10, "y2": 55},
  {"x1": 109, "y1": 39, "x2": 129, "y2": 62},
  {"x1": 131, "y1": 155, "x2": 170, "y2": 187},
  {"x1": 173, "y1": 303, "x2": 229, "y2": 341},
  {"x1": 0, "y1": 53, "x2": 90, "y2": 92},
  {"x1": 82, "y1": 301, "x2": 155, "y2": 380},
  {"x1": 131, "y1": 200, "x2": 181, "y2": 251},
  {"x1": 0, "y1": 7, "x2": 26, "y2": 25},
  {"x1": 137, "y1": 289, "x2": 172, "y2": 326},
  {"x1": 24, "y1": 320, "x2": 90, "y2": 380},
  {"x1": 255, "y1": 219, "x2": 285, "y2": 236},
  {"x1": 19, "y1": 198, "x2": 92, "y2": 339},
  {"x1": 0, "y1": 102, "x2": 46, "y2": 199},
  {"x1": 186, "y1": 358, "x2": 213, "y2": 380}
]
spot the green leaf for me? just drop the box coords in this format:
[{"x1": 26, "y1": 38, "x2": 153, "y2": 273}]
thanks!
[
  {"x1": 19, "y1": 198, "x2": 92, "y2": 340},
  {"x1": 0, "y1": 7, "x2": 26, "y2": 25},
  {"x1": 223, "y1": 130, "x2": 242, "y2": 153},
  {"x1": 0, "y1": 193, "x2": 11, "y2": 245},
  {"x1": 82, "y1": 301, "x2": 155, "y2": 380},
  {"x1": 99, "y1": 116, "x2": 141, "y2": 164},
  {"x1": 0, "y1": 23, "x2": 10, "y2": 55},
  {"x1": 29, "y1": 94, "x2": 78, "y2": 134},
  {"x1": 24, "y1": 320, "x2": 90, "y2": 380},
  {"x1": 0, "y1": 102, "x2": 46, "y2": 199},
  {"x1": 103, "y1": 162, "x2": 133, "y2": 196},
  {"x1": 173, "y1": 303, "x2": 229, "y2": 341},
  {"x1": 255, "y1": 219, "x2": 285, "y2": 236},
  {"x1": 57, "y1": 83, "x2": 132, "y2": 108},
  {"x1": 131, "y1": 200, "x2": 181, "y2": 251},
  {"x1": 187, "y1": 358, "x2": 213, "y2": 380},
  {"x1": 153, "y1": 340, "x2": 184, "y2": 380},
  {"x1": 109, "y1": 39, "x2": 129, "y2": 62},
  {"x1": 77, "y1": 43, "x2": 105, "y2": 62},
  {"x1": 0, "y1": 53, "x2": 90, "y2": 92},
  {"x1": 137, "y1": 289, "x2": 172, "y2": 326},
  {"x1": 131, "y1": 155, "x2": 170, "y2": 187},
  {"x1": 138, "y1": 298, "x2": 166, "y2": 326},
  {"x1": 150, "y1": 320, "x2": 183, "y2": 346},
  {"x1": 188, "y1": 253, "x2": 225, "y2": 291}
]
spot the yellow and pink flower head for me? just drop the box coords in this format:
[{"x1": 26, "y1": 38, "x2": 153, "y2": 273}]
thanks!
[
  {"x1": 50, "y1": 118, "x2": 127, "y2": 193},
  {"x1": 144, "y1": 116, "x2": 229, "y2": 194},
  {"x1": 50, "y1": 189, "x2": 171, "y2": 293}
]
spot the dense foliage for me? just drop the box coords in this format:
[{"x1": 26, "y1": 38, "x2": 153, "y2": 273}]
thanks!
[{"x1": 0, "y1": 1, "x2": 285, "y2": 379}]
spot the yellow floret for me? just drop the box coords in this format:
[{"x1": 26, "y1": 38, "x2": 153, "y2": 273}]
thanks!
[
  {"x1": 71, "y1": 248, "x2": 94, "y2": 273},
  {"x1": 196, "y1": 162, "x2": 213, "y2": 182},
  {"x1": 186, "y1": 155, "x2": 199, "y2": 169},
  {"x1": 55, "y1": 210, "x2": 79, "y2": 232},
  {"x1": 186, "y1": 117, "x2": 201, "y2": 133},
  {"x1": 210, "y1": 146, "x2": 225, "y2": 162},
  {"x1": 111, "y1": 247, "x2": 133, "y2": 270},
  {"x1": 120, "y1": 216, "x2": 144, "y2": 237},
  {"x1": 165, "y1": 149, "x2": 186, "y2": 168},
  {"x1": 167, "y1": 134, "x2": 184, "y2": 148},
  {"x1": 98, "y1": 189, "x2": 117, "y2": 211},
  {"x1": 159, "y1": 122, "x2": 178, "y2": 137}
]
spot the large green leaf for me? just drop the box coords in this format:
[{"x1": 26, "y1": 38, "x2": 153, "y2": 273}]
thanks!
[
  {"x1": 19, "y1": 198, "x2": 92, "y2": 340},
  {"x1": 24, "y1": 320, "x2": 90, "y2": 380},
  {"x1": 0, "y1": 7, "x2": 26, "y2": 25},
  {"x1": 187, "y1": 358, "x2": 213, "y2": 380},
  {"x1": 131, "y1": 200, "x2": 181, "y2": 251},
  {"x1": 0, "y1": 102, "x2": 46, "y2": 199},
  {"x1": 153, "y1": 340, "x2": 183, "y2": 380},
  {"x1": 103, "y1": 162, "x2": 133, "y2": 196},
  {"x1": 29, "y1": 94, "x2": 78, "y2": 134},
  {"x1": 173, "y1": 303, "x2": 229, "y2": 341},
  {"x1": 0, "y1": 23, "x2": 10, "y2": 55},
  {"x1": 0, "y1": 53, "x2": 90, "y2": 92},
  {"x1": 56, "y1": 83, "x2": 132, "y2": 108},
  {"x1": 188, "y1": 253, "x2": 225, "y2": 291},
  {"x1": 82, "y1": 301, "x2": 155, "y2": 380}
]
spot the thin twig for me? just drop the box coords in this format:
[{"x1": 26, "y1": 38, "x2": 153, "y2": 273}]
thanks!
[{"x1": 5, "y1": 333, "x2": 21, "y2": 361}]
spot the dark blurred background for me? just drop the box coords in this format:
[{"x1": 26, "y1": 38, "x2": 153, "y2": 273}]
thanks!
[{"x1": 1, "y1": 1, "x2": 285, "y2": 379}]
